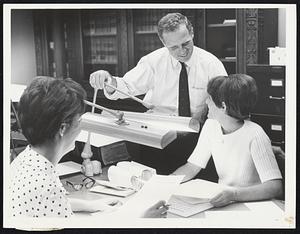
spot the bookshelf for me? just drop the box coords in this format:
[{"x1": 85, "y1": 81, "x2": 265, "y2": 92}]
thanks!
[
  {"x1": 131, "y1": 9, "x2": 204, "y2": 64},
  {"x1": 81, "y1": 10, "x2": 118, "y2": 80},
  {"x1": 205, "y1": 9, "x2": 238, "y2": 74},
  {"x1": 33, "y1": 9, "x2": 278, "y2": 101}
]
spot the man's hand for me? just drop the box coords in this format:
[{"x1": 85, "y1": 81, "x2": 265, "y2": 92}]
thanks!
[
  {"x1": 142, "y1": 200, "x2": 169, "y2": 218},
  {"x1": 89, "y1": 70, "x2": 117, "y2": 93},
  {"x1": 210, "y1": 189, "x2": 236, "y2": 207}
]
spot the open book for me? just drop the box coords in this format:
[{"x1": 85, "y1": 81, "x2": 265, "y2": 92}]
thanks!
[
  {"x1": 90, "y1": 161, "x2": 156, "y2": 197},
  {"x1": 168, "y1": 179, "x2": 230, "y2": 217}
]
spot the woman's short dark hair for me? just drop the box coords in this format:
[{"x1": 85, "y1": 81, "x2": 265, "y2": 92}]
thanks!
[
  {"x1": 207, "y1": 74, "x2": 258, "y2": 120},
  {"x1": 157, "y1": 12, "x2": 193, "y2": 42},
  {"x1": 18, "y1": 76, "x2": 87, "y2": 146}
]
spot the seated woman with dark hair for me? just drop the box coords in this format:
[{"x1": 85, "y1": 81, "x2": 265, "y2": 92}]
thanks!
[
  {"x1": 9, "y1": 76, "x2": 168, "y2": 218},
  {"x1": 172, "y1": 74, "x2": 283, "y2": 207}
]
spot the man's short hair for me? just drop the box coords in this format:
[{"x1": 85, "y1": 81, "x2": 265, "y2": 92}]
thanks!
[
  {"x1": 157, "y1": 12, "x2": 193, "y2": 42},
  {"x1": 18, "y1": 76, "x2": 87, "y2": 146},
  {"x1": 207, "y1": 74, "x2": 258, "y2": 120}
]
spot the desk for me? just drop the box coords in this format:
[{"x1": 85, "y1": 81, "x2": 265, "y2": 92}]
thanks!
[{"x1": 60, "y1": 166, "x2": 285, "y2": 219}]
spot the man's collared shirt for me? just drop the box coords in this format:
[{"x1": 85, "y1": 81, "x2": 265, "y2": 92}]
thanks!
[{"x1": 105, "y1": 46, "x2": 227, "y2": 116}]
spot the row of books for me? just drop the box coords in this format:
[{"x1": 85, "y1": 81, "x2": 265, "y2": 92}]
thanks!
[
  {"x1": 84, "y1": 38, "x2": 117, "y2": 64},
  {"x1": 85, "y1": 54, "x2": 118, "y2": 64},
  {"x1": 134, "y1": 10, "x2": 166, "y2": 32},
  {"x1": 83, "y1": 18, "x2": 117, "y2": 36}
]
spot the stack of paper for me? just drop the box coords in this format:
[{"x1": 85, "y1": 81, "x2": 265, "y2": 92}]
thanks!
[
  {"x1": 90, "y1": 180, "x2": 136, "y2": 198},
  {"x1": 116, "y1": 175, "x2": 184, "y2": 217},
  {"x1": 168, "y1": 179, "x2": 229, "y2": 217},
  {"x1": 56, "y1": 161, "x2": 82, "y2": 177},
  {"x1": 168, "y1": 194, "x2": 213, "y2": 217}
]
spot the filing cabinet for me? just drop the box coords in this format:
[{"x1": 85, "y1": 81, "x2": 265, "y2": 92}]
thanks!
[{"x1": 247, "y1": 65, "x2": 285, "y2": 150}]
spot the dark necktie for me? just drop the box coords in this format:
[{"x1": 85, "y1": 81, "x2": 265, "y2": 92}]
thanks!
[{"x1": 178, "y1": 62, "x2": 191, "y2": 117}]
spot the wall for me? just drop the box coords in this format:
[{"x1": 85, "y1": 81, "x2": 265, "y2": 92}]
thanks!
[
  {"x1": 10, "y1": 8, "x2": 286, "y2": 86},
  {"x1": 11, "y1": 10, "x2": 36, "y2": 85},
  {"x1": 278, "y1": 8, "x2": 286, "y2": 47}
]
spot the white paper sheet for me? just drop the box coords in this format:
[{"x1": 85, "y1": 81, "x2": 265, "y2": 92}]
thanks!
[
  {"x1": 76, "y1": 130, "x2": 122, "y2": 147},
  {"x1": 56, "y1": 161, "x2": 82, "y2": 177},
  {"x1": 115, "y1": 175, "x2": 184, "y2": 217},
  {"x1": 168, "y1": 194, "x2": 213, "y2": 217},
  {"x1": 172, "y1": 179, "x2": 229, "y2": 199},
  {"x1": 90, "y1": 185, "x2": 136, "y2": 198}
]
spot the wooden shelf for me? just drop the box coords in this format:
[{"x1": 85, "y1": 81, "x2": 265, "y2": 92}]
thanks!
[
  {"x1": 85, "y1": 60, "x2": 117, "y2": 65},
  {"x1": 207, "y1": 23, "x2": 236, "y2": 28},
  {"x1": 220, "y1": 57, "x2": 236, "y2": 62},
  {"x1": 135, "y1": 30, "x2": 157, "y2": 35},
  {"x1": 83, "y1": 32, "x2": 117, "y2": 37}
]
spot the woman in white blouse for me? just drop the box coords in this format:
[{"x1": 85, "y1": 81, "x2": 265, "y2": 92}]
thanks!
[
  {"x1": 9, "y1": 76, "x2": 168, "y2": 218},
  {"x1": 172, "y1": 74, "x2": 283, "y2": 207}
]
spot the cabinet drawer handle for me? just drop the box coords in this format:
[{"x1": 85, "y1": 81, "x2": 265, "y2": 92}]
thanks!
[
  {"x1": 272, "y1": 141, "x2": 285, "y2": 145},
  {"x1": 271, "y1": 124, "x2": 283, "y2": 131},
  {"x1": 269, "y1": 96, "x2": 285, "y2": 100}
]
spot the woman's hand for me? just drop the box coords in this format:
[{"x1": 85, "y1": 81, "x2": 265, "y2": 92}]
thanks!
[
  {"x1": 210, "y1": 189, "x2": 236, "y2": 207},
  {"x1": 142, "y1": 200, "x2": 169, "y2": 218}
]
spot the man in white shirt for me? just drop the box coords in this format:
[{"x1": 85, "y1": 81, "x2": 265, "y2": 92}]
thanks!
[{"x1": 89, "y1": 13, "x2": 227, "y2": 174}]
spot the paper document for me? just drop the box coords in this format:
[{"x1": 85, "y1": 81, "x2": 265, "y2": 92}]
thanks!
[
  {"x1": 168, "y1": 194, "x2": 213, "y2": 217},
  {"x1": 116, "y1": 175, "x2": 184, "y2": 217},
  {"x1": 56, "y1": 161, "x2": 82, "y2": 177},
  {"x1": 95, "y1": 179, "x2": 132, "y2": 191},
  {"x1": 167, "y1": 179, "x2": 229, "y2": 217},
  {"x1": 172, "y1": 179, "x2": 229, "y2": 199},
  {"x1": 90, "y1": 184, "x2": 136, "y2": 198}
]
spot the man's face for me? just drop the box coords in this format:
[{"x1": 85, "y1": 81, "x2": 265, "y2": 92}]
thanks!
[{"x1": 161, "y1": 24, "x2": 194, "y2": 63}]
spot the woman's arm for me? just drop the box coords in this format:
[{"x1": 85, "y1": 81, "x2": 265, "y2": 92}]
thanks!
[
  {"x1": 171, "y1": 162, "x2": 202, "y2": 182},
  {"x1": 210, "y1": 179, "x2": 283, "y2": 207}
]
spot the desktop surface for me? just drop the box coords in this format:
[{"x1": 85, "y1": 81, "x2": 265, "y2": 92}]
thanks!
[{"x1": 60, "y1": 164, "x2": 285, "y2": 219}]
